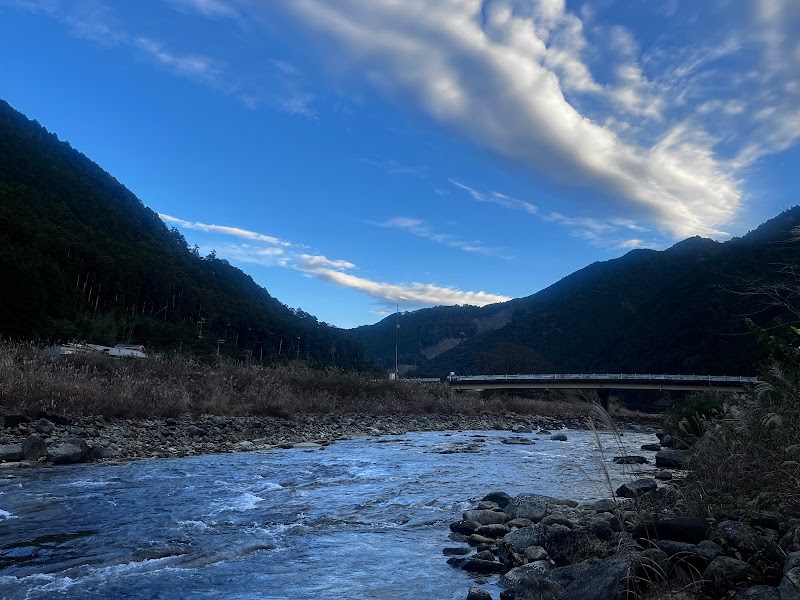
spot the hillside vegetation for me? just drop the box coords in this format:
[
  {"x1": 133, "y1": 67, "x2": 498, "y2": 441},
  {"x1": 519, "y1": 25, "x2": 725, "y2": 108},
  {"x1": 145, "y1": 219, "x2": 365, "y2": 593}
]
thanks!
[
  {"x1": 351, "y1": 209, "x2": 800, "y2": 378},
  {"x1": 0, "y1": 99, "x2": 368, "y2": 368}
]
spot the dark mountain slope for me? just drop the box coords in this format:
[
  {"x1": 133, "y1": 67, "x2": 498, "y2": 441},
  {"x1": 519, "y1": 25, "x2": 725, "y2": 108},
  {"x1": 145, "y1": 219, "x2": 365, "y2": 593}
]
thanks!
[
  {"x1": 351, "y1": 208, "x2": 799, "y2": 377},
  {"x1": 0, "y1": 99, "x2": 368, "y2": 367}
]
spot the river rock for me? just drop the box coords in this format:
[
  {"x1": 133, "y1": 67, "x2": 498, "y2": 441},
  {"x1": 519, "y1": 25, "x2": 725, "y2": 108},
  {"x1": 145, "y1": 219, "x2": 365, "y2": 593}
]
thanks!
[
  {"x1": 47, "y1": 441, "x2": 84, "y2": 465},
  {"x1": 506, "y1": 518, "x2": 534, "y2": 529},
  {"x1": 482, "y1": 491, "x2": 512, "y2": 509},
  {"x1": 655, "y1": 448, "x2": 690, "y2": 469},
  {"x1": 779, "y1": 552, "x2": 800, "y2": 600},
  {"x1": 466, "y1": 586, "x2": 493, "y2": 600},
  {"x1": 186, "y1": 425, "x2": 206, "y2": 437},
  {"x1": 733, "y1": 586, "x2": 780, "y2": 600},
  {"x1": 715, "y1": 520, "x2": 764, "y2": 556},
  {"x1": 654, "y1": 470, "x2": 673, "y2": 481},
  {"x1": 34, "y1": 418, "x2": 55, "y2": 435},
  {"x1": 548, "y1": 557, "x2": 631, "y2": 600},
  {"x1": 0, "y1": 443, "x2": 23, "y2": 462},
  {"x1": 504, "y1": 524, "x2": 549, "y2": 551},
  {"x1": 524, "y1": 545, "x2": 549, "y2": 561},
  {"x1": 655, "y1": 540, "x2": 722, "y2": 571},
  {"x1": 22, "y1": 435, "x2": 47, "y2": 461},
  {"x1": 464, "y1": 509, "x2": 508, "y2": 526},
  {"x1": 704, "y1": 556, "x2": 759, "y2": 593},
  {"x1": 550, "y1": 434, "x2": 567, "y2": 441},
  {"x1": 0, "y1": 410, "x2": 29, "y2": 428},
  {"x1": 586, "y1": 498, "x2": 616, "y2": 512},
  {"x1": 615, "y1": 478, "x2": 657, "y2": 498},
  {"x1": 543, "y1": 529, "x2": 604, "y2": 566},
  {"x1": 451, "y1": 520, "x2": 482, "y2": 535},
  {"x1": 476, "y1": 523, "x2": 511, "y2": 538},
  {"x1": 460, "y1": 557, "x2": 506, "y2": 574},
  {"x1": 641, "y1": 443, "x2": 662, "y2": 451},
  {"x1": 613, "y1": 455, "x2": 648, "y2": 464},
  {"x1": 443, "y1": 547, "x2": 471, "y2": 556},
  {"x1": 505, "y1": 493, "x2": 561, "y2": 522}
]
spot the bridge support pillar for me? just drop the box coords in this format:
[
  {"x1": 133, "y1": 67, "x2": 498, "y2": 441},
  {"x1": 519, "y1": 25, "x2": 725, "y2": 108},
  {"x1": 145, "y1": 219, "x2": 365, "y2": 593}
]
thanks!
[{"x1": 597, "y1": 388, "x2": 610, "y2": 412}]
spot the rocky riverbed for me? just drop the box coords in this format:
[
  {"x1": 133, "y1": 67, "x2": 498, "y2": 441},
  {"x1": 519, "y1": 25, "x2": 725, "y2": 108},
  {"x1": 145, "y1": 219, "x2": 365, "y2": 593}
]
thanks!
[
  {"x1": 446, "y1": 483, "x2": 800, "y2": 599},
  {"x1": 0, "y1": 408, "x2": 654, "y2": 468}
]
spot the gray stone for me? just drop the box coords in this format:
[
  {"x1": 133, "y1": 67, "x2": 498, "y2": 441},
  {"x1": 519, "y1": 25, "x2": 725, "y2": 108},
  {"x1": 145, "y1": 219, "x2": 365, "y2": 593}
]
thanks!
[
  {"x1": 477, "y1": 501, "x2": 501, "y2": 510},
  {"x1": 512, "y1": 425, "x2": 534, "y2": 434},
  {"x1": 549, "y1": 557, "x2": 631, "y2": 600},
  {"x1": 451, "y1": 520, "x2": 482, "y2": 534},
  {"x1": 186, "y1": 425, "x2": 206, "y2": 437},
  {"x1": 780, "y1": 552, "x2": 800, "y2": 600},
  {"x1": 586, "y1": 517, "x2": 614, "y2": 540},
  {"x1": 0, "y1": 443, "x2": 23, "y2": 462},
  {"x1": 732, "y1": 586, "x2": 780, "y2": 600},
  {"x1": 469, "y1": 534, "x2": 497, "y2": 546},
  {"x1": 460, "y1": 558, "x2": 506, "y2": 574},
  {"x1": 586, "y1": 498, "x2": 616, "y2": 512},
  {"x1": 497, "y1": 540, "x2": 525, "y2": 569},
  {"x1": 482, "y1": 491, "x2": 512, "y2": 509},
  {"x1": 704, "y1": 556, "x2": 759, "y2": 594},
  {"x1": 716, "y1": 520, "x2": 762, "y2": 555},
  {"x1": 654, "y1": 470, "x2": 673, "y2": 481},
  {"x1": 22, "y1": 435, "x2": 47, "y2": 461},
  {"x1": 0, "y1": 410, "x2": 29, "y2": 428},
  {"x1": 641, "y1": 443, "x2": 662, "y2": 451},
  {"x1": 504, "y1": 525, "x2": 550, "y2": 551},
  {"x1": 464, "y1": 509, "x2": 508, "y2": 526},
  {"x1": 550, "y1": 434, "x2": 567, "y2": 441},
  {"x1": 34, "y1": 418, "x2": 55, "y2": 435},
  {"x1": 615, "y1": 478, "x2": 658, "y2": 498},
  {"x1": 540, "y1": 515, "x2": 574, "y2": 528},
  {"x1": 47, "y1": 442, "x2": 84, "y2": 465},
  {"x1": 543, "y1": 529, "x2": 604, "y2": 566},
  {"x1": 505, "y1": 494, "x2": 562, "y2": 522},
  {"x1": 466, "y1": 586, "x2": 493, "y2": 600},
  {"x1": 501, "y1": 563, "x2": 564, "y2": 598},
  {"x1": 443, "y1": 546, "x2": 471, "y2": 556},
  {"x1": 524, "y1": 546, "x2": 549, "y2": 561},
  {"x1": 655, "y1": 539, "x2": 722, "y2": 570},
  {"x1": 506, "y1": 518, "x2": 534, "y2": 529},
  {"x1": 476, "y1": 523, "x2": 511, "y2": 538},
  {"x1": 613, "y1": 455, "x2": 648, "y2": 464},
  {"x1": 655, "y1": 448, "x2": 690, "y2": 469},
  {"x1": 474, "y1": 550, "x2": 495, "y2": 561},
  {"x1": 92, "y1": 446, "x2": 112, "y2": 459}
]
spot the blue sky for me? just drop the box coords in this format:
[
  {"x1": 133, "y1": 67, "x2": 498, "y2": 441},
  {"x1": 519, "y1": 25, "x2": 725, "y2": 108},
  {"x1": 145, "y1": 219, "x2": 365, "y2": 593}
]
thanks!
[{"x1": 2, "y1": 0, "x2": 799, "y2": 328}]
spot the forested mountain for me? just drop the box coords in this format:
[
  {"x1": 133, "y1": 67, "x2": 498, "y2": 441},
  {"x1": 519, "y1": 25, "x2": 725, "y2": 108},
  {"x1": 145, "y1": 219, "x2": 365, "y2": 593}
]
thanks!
[
  {"x1": 351, "y1": 208, "x2": 800, "y2": 377},
  {"x1": 0, "y1": 99, "x2": 369, "y2": 367}
]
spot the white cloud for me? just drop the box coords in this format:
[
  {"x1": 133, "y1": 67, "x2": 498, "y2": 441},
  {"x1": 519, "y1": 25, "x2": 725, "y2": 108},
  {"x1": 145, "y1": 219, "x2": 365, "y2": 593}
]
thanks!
[
  {"x1": 374, "y1": 217, "x2": 504, "y2": 256},
  {"x1": 167, "y1": 0, "x2": 238, "y2": 20},
  {"x1": 305, "y1": 268, "x2": 511, "y2": 308},
  {"x1": 265, "y1": 0, "x2": 744, "y2": 238},
  {"x1": 136, "y1": 37, "x2": 222, "y2": 82},
  {"x1": 160, "y1": 214, "x2": 292, "y2": 246},
  {"x1": 449, "y1": 179, "x2": 538, "y2": 215},
  {"x1": 163, "y1": 213, "x2": 510, "y2": 310}
]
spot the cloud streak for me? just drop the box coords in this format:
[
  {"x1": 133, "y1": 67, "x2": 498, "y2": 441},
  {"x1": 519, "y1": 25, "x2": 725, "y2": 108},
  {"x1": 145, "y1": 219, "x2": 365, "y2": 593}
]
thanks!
[
  {"x1": 374, "y1": 217, "x2": 505, "y2": 256},
  {"x1": 263, "y1": 0, "x2": 800, "y2": 238},
  {"x1": 163, "y1": 214, "x2": 510, "y2": 309}
]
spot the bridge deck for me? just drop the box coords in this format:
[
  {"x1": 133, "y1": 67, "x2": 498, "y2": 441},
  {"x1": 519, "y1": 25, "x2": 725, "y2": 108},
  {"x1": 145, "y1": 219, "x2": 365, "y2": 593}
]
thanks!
[{"x1": 448, "y1": 373, "x2": 757, "y2": 392}]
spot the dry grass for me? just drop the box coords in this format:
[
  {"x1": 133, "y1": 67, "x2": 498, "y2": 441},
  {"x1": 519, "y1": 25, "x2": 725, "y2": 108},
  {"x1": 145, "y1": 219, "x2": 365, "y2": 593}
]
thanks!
[{"x1": 0, "y1": 342, "x2": 619, "y2": 420}]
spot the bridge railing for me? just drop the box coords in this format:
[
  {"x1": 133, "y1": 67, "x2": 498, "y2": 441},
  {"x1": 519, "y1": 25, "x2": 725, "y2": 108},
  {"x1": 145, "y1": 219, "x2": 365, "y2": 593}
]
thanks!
[{"x1": 449, "y1": 373, "x2": 758, "y2": 384}]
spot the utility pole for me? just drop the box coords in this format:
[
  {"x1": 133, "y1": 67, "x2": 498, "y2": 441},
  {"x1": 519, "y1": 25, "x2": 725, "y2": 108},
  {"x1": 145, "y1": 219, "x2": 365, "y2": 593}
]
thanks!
[{"x1": 395, "y1": 303, "x2": 399, "y2": 380}]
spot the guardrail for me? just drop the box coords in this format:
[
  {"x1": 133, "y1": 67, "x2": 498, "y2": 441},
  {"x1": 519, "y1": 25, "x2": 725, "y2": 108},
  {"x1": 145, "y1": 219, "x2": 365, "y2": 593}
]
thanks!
[{"x1": 448, "y1": 373, "x2": 758, "y2": 384}]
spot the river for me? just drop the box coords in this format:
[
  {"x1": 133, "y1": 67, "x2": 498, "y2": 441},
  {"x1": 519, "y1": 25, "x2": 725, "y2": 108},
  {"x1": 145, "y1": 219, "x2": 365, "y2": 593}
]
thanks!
[{"x1": 0, "y1": 427, "x2": 657, "y2": 599}]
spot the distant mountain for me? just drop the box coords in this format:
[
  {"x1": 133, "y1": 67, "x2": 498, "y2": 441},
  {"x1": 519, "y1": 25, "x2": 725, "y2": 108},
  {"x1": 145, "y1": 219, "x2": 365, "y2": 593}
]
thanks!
[
  {"x1": 349, "y1": 208, "x2": 800, "y2": 377},
  {"x1": 0, "y1": 99, "x2": 369, "y2": 367}
]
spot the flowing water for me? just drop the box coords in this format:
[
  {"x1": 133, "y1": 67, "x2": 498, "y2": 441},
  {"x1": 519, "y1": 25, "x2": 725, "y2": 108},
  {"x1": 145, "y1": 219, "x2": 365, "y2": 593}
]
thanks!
[{"x1": 0, "y1": 428, "x2": 658, "y2": 599}]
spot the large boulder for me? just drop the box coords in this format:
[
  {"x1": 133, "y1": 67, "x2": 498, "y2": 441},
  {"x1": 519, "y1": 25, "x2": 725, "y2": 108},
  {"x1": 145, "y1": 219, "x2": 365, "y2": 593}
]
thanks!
[
  {"x1": 505, "y1": 494, "x2": 564, "y2": 522},
  {"x1": 779, "y1": 552, "x2": 800, "y2": 600},
  {"x1": 615, "y1": 478, "x2": 657, "y2": 498},
  {"x1": 0, "y1": 409, "x2": 29, "y2": 428},
  {"x1": 543, "y1": 529, "x2": 604, "y2": 566},
  {"x1": 704, "y1": 556, "x2": 760, "y2": 594},
  {"x1": 47, "y1": 442, "x2": 84, "y2": 465},
  {"x1": 504, "y1": 524, "x2": 550, "y2": 551},
  {"x1": 0, "y1": 443, "x2": 23, "y2": 462},
  {"x1": 482, "y1": 491, "x2": 513, "y2": 509},
  {"x1": 463, "y1": 509, "x2": 507, "y2": 526},
  {"x1": 451, "y1": 520, "x2": 482, "y2": 535},
  {"x1": 613, "y1": 455, "x2": 648, "y2": 464},
  {"x1": 467, "y1": 586, "x2": 493, "y2": 600},
  {"x1": 476, "y1": 523, "x2": 511, "y2": 538},
  {"x1": 22, "y1": 435, "x2": 47, "y2": 461},
  {"x1": 34, "y1": 418, "x2": 55, "y2": 435},
  {"x1": 655, "y1": 448, "x2": 690, "y2": 469},
  {"x1": 502, "y1": 557, "x2": 631, "y2": 600},
  {"x1": 733, "y1": 586, "x2": 780, "y2": 600}
]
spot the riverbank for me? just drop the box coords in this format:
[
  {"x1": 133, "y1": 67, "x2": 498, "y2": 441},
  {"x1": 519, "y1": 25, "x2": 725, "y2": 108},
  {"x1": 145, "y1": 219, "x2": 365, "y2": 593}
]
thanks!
[{"x1": 0, "y1": 409, "x2": 658, "y2": 467}]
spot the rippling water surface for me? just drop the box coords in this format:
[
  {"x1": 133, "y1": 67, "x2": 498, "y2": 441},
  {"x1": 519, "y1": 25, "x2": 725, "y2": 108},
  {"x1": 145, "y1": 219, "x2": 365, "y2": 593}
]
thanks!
[{"x1": 0, "y1": 428, "x2": 657, "y2": 599}]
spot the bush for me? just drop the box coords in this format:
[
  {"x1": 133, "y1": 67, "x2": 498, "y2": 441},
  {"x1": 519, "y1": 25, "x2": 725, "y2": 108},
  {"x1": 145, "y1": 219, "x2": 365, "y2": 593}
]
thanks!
[{"x1": 662, "y1": 390, "x2": 732, "y2": 442}]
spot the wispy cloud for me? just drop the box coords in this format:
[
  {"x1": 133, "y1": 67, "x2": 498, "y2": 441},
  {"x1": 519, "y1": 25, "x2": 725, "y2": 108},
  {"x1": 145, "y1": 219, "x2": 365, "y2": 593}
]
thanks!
[
  {"x1": 160, "y1": 214, "x2": 293, "y2": 246},
  {"x1": 163, "y1": 214, "x2": 511, "y2": 309},
  {"x1": 264, "y1": 0, "x2": 800, "y2": 238},
  {"x1": 373, "y1": 217, "x2": 505, "y2": 257},
  {"x1": 166, "y1": 0, "x2": 238, "y2": 20},
  {"x1": 360, "y1": 157, "x2": 428, "y2": 176},
  {"x1": 303, "y1": 268, "x2": 511, "y2": 309},
  {"x1": 135, "y1": 37, "x2": 222, "y2": 82},
  {"x1": 449, "y1": 180, "x2": 538, "y2": 215}
]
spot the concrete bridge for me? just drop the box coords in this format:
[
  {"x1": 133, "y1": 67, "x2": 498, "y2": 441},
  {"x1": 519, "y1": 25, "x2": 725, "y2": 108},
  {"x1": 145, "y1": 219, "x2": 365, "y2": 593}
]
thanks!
[{"x1": 446, "y1": 373, "x2": 758, "y2": 409}]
